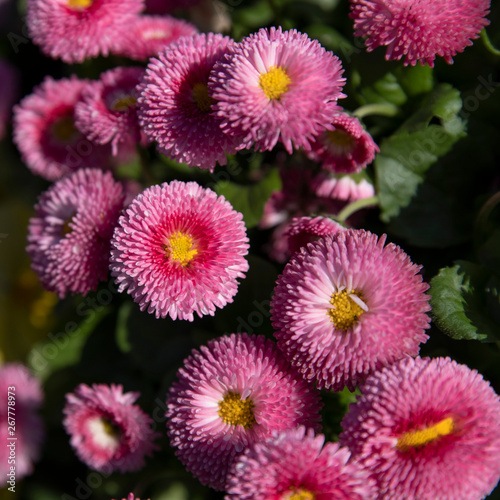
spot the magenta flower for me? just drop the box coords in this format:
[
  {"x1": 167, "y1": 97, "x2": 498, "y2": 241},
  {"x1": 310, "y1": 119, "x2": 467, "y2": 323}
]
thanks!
[
  {"x1": 271, "y1": 229, "x2": 431, "y2": 391},
  {"x1": 167, "y1": 333, "x2": 322, "y2": 490},
  {"x1": 349, "y1": 0, "x2": 491, "y2": 66},
  {"x1": 27, "y1": 168, "x2": 125, "y2": 298},
  {"x1": 0, "y1": 364, "x2": 44, "y2": 486},
  {"x1": 27, "y1": 0, "x2": 145, "y2": 64},
  {"x1": 340, "y1": 356, "x2": 500, "y2": 500},
  {"x1": 75, "y1": 66, "x2": 145, "y2": 155},
  {"x1": 210, "y1": 26, "x2": 346, "y2": 154},
  {"x1": 307, "y1": 112, "x2": 379, "y2": 174},
  {"x1": 110, "y1": 180, "x2": 249, "y2": 321},
  {"x1": 226, "y1": 426, "x2": 376, "y2": 499},
  {"x1": 13, "y1": 76, "x2": 111, "y2": 181},
  {"x1": 112, "y1": 14, "x2": 198, "y2": 61},
  {"x1": 138, "y1": 32, "x2": 243, "y2": 171},
  {"x1": 63, "y1": 383, "x2": 158, "y2": 473}
]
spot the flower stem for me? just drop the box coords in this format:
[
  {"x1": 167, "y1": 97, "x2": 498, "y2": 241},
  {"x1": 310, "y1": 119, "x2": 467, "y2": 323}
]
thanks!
[
  {"x1": 335, "y1": 195, "x2": 379, "y2": 223},
  {"x1": 353, "y1": 103, "x2": 399, "y2": 119},
  {"x1": 481, "y1": 29, "x2": 500, "y2": 56}
]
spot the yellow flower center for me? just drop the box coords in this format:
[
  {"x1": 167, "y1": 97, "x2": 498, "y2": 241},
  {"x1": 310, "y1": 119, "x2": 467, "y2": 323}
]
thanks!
[
  {"x1": 259, "y1": 66, "x2": 291, "y2": 101},
  {"x1": 67, "y1": 0, "x2": 93, "y2": 10},
  {"x1": 283, "y1": 489, "x2": 315, "y2": 500},
  {"x1": 327, "y1": 289, "x2": 366, "y2": 331},
  {"x1": 164, "y1": 232, "x2": 198, "y2": 266},
  {"x1": 101, "y1": 418, "x2": 121, "y2": 438},
  {"x1": 192, "y1": 82, "x2": 213, "y2": 113},
  {"x1": 397, "y1": 417, "x2": 454, "y2": 452},
  {"x1": 111, "y1": 95, "x2": 137, "y2": 112},
  {"x1": 218, "y1": 391, "x2": 256, "y2": 428},
  {"x1": 51, "y1": 115, "x2": 78, "y2": 143}
]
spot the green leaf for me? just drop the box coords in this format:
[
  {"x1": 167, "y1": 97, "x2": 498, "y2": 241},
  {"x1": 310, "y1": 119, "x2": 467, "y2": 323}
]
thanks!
[
  {"x1": 394, "y1": 65, "x2": 434, "y2": 97},
  {"x1": 115, "y1": 301, "x2": 133, "y2": 353},
  {"x1": 360, "y1": 72, "x2": 408, "y2": 106}
]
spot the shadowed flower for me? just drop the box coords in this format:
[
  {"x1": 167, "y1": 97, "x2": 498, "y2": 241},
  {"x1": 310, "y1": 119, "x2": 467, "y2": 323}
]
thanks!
[
  {"x1": 340, "y1": 356, "x2": 500, "y2": 500},
  {"x1": 167, "y1": 333, "x2": 322, "y2": 490},
  {"x1": 113, "y1": 494, "x2": 150, "y2": 500},
  {"x1": 64, "y1": 383, "x2": 159, "y2": 473},
  {"x1": 349, "y1": 0, "x2": 491, "y2": 66},
  {"x1": 271, "y1": 229, "x2": 431, "y2": 391},
  {"x1": 109, "y1": 180, "x2": 249, "y2": 321}
]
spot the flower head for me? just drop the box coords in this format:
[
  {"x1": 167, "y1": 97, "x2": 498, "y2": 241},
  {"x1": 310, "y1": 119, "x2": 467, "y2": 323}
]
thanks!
[
  {"x1": 210, "y1": 26, "x2": 346, "y2": 154},
  {"x1": 27, "y1": 0, "x2": 145, "y2": 63},
  {"x1": 167, "y1": 333, "x2": 322, "y2": 490},
  {"x1": 110, "y1": 180, "x2": 249, "y2": 321},
  {"x1": 271, "y1": 229, "x2": 431, "y2": 391},
  {"x1": 340, "y1": 356, "x2": 500, "y2": 500},
  {"x1": 27, "y1": 168, "x2": 125, "y2": 298},
  {"x1": 138, "y1": 32, "x2": 243, "y2": 171},
  {"x1": 349, "y1": 0, "x2": 491, "y2": 66},
  {"x1": 63, "y1": 383, "x2": 158, "y2": 473},
  {"x1": 226, "y1": 426, "x2": 376, "y2": 499}
]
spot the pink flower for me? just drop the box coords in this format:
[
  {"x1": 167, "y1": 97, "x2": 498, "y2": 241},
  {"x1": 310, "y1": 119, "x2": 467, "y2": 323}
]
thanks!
[
  {"x1": 75, "y1": 66, "x2": 145, "y2": 156},
  {"x1": 109, "y1": 180, "x2": 249, "y2": 321},
  {"x1": 138, "y1": 32, "x2": 243, "y2": 171},
  {"x1": 63, "y1": 383, "x2": 158, "y2": 473},
  {"x1": 210, "y1": 26, "x2": 346, "y2": 154},
  {"x1": 113, "y1": 494, "x2": 149, "y2": 500},
  {"x1": 307, "y1": 112, "x2": 379, "y2": 174},
  {"x1": 167, "y1": 333, "x2": 322, "y2": 490},
  {"x1": 349, "y1": 0, "x2": 491, "y2": 66},
  {"x1": 340, "y1": 356, "x2": 500, "y2": 500},
  {"x1": 271, "y1": 229, "x2": 431, "y2": 391},
  {"x1": 311, "y1": 172, "x2": 376, "y2": 202},
  {"x1": 13, "y1": 76, "x2": 111, "y2": 181},
  {"x1": 27, "y1": 168, "x2": 125, "y2": 298},
  {"x1": 0, "y1": 363, "x2": 44, "y2": 486},
  {"x1": 226, "y1": 426, "x2": 376, "y2": 499},
  {"x1": 112, "y1": 14, "x2": 198, "y2": 61},
  {"x1": 27, "y1": 0, "x2": 145, "y2": 64}
]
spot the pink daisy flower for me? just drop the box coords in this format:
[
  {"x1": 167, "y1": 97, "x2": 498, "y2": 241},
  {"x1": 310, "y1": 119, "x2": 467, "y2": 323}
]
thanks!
[
  {"x1": 167, "y1": 333, "x2": 322, "y2": 491},
  {"x1": 311, "y1": 172, "x2": 376, "y2": 202},
  {"x1": 349, "y1": 0, "x2": 491, "y2": 67},
  {"x1": 63, "y1": 383, "x2": 158, "y2": 473},
  {"x1": 27, "y1": 0, "x2": 145, "y2": 64},
  {"x1": 271, "y1": 229, "x2": 431, "y2": 391},
  {"x1": 112, "y1": 14, "x2": 198, "y2": 61},
  {"x1": 0, "y1": 363, "x2": 44, "y2": 486},
  {"x1": 226, "y1": 426, "x2": 376, "y2": 499},
  {"x1": 340, "y1": 356, "x2": 500, "y2": 500},
  {"x1": 307, "y1": 112, "x2": 379, "y2": 174},
  {"x1": 209, "y1": 26, "x2": 346, "y2": 154},
  {"x1": 75, "y1": 66, "x2": 145, "y2": 156},
  {"x1": 27, "y1": 168, "x2": 125, "y2": 298},
  {"x1": 109, "y1": 180, "x2": 249, "y2": 321},
  {"x1": 138, "y1": 32, "x2": 244, "y2": 172},
  {"x1": 13, "y1": 76, "x2": 111, "y2": 182}
]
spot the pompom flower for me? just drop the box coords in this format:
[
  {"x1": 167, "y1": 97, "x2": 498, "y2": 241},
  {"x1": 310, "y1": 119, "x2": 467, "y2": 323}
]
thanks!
[
  {"x1": 226, "y1": 426, "x2": 376, "y2": 499},
  {"x1": 27, "y1": 0, "x2": 145, "y2": 64},
  {"x1": 271, "y1": 229, "x2": 431, "y2": 391},
  {"x1": 307, "y1": 112, "x2": 379, "y2": 174},
  {"x1": 349, "y1": 0, "x2": 491, "y2": 67},
  {"x1": 112, "y1": 14, "x2": 198, "y2": 61},
  {"x1": 63, "y1": 383, "x2": 158, "y2": 473},
  {"x1": 75, "y1": 66, "x2": 145, "y2": 155},
  {"x1": 210, "y1": 26, "x2": 346, "y2": 154},
  {"x1": 138, "y1": 32, "x2": 244, "y2": 171},
  {"x1": 27, "y1": 168, "x2": 125, "y2": 298},
  {"x1": 109, "y1": 180, "x2": 249, "y2": 321},
  {"x1": 340, "y1": 356, "x2": 500, "y2": 500},
  {"x1": 167, "y1": 333, "x2": 322, "y2": 490},
  {"x1": 0, "y1": 363, "x2": 44, "y2": 486},
  {"x1": 13, "y1": 76, "x2": 111, "y2": 181}
]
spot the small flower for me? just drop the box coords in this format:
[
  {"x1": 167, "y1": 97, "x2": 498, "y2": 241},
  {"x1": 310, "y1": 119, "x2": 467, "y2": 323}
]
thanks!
[
  {"x1": 349, "y1": 0, "x2": 491, "y2": 66},
  {"x1": 75, "y1": 67, "x2": 145, "y2": 155},
  {"x1": 0, "y1": 363, "x2": 44, "y2": 485},
  {"x1": 63, "y1": 383, "x2": 158, "y2": 473},
  {"x1": 27, "y1": 168, "x2": 125, "y2": 298},
  {"x1": 226, "y1": 426, "x2": 376, "y2": 499},
  {"x1": 167, "y1": 333, "x2": 322, "y2": 490},
  {"x1": 138, "y1": 32, "x2": 243, "y2": 171},
  {"x1": 340, "y1": 356, "x2": 500, "y2": 500},
  {"x1": 311, "y1": 172, "x2": 376, "y2": 202},
  {"x1": 210, "y1": 26, "x2": 346, "y2": 154},
  {"x1": 271, "y1": 229, "x2": 431, "y2": 391},
  {"x1": 27, "y1": 0, "x2": 145, "y2": 64},
  {"x1": 110, "y1": 180, "x2": 249, "y2": 321}
]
